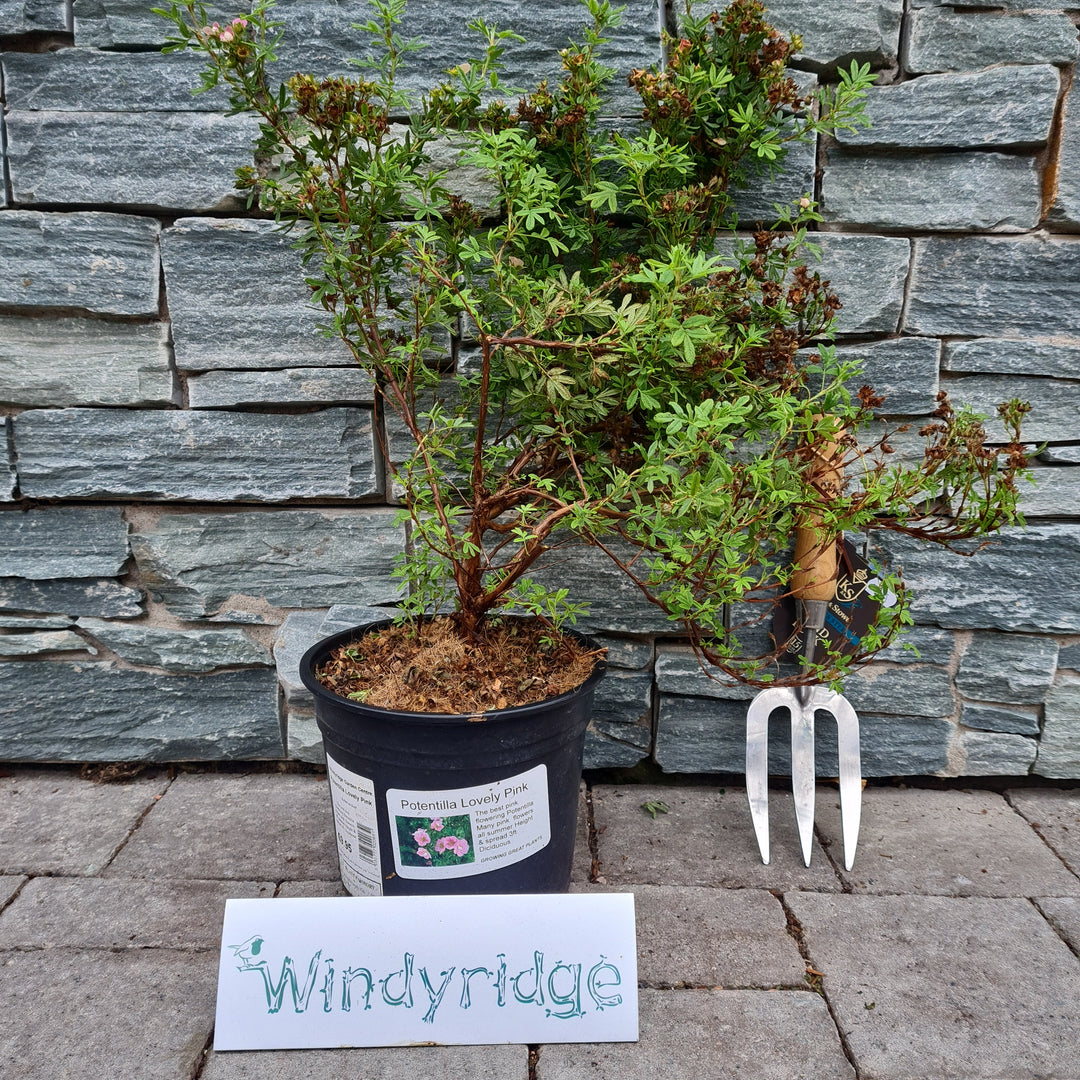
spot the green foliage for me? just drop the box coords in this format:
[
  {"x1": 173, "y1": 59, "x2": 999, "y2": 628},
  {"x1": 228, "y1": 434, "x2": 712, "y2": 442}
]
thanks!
[{"x1": 156, "y1": 0, "x2": 1032, "y2": 685}]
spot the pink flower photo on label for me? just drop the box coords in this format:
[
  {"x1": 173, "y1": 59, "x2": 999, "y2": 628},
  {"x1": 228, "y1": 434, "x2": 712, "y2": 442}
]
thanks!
[{"x1": 395, "y1": 812, "x2": 475, "y2": 869}]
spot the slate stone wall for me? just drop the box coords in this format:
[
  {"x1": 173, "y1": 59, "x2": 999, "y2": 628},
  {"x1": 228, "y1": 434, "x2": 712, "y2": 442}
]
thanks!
[{"x1": 1, "y1": 0, "x2": 1078, "y2": 777}]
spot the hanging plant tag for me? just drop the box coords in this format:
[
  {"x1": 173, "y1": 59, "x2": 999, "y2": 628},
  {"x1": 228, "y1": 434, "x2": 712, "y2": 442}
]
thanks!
[
  {"x1": 214, "y1": 893, "x2": 638, "y2": 1050},
  {"x1": 774, "y1": 537, "x2": 894, "y2": 661}
]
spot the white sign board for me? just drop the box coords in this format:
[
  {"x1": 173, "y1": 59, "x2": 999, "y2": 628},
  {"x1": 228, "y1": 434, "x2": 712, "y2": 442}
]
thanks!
[{"x1": 214, "y1": 894, "x2": 638, "y2": 1050}]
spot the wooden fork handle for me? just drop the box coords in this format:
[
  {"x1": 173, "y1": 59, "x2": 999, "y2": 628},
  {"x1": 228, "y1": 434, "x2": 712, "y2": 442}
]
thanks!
[{"x1": 792, "y1": 424, "x2": 844, "y2": 603}]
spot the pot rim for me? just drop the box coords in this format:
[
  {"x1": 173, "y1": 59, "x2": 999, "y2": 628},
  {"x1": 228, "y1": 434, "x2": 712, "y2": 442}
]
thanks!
[{"x1": 298, "y1": 616, "x2": 607, "y2": 724}]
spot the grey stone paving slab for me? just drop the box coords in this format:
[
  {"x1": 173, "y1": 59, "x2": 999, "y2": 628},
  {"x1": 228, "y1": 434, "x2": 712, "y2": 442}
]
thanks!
[
  {"x1": 815, "y1": 787, "x2": 1080, "y2": 897},
  {"x1": 788, "y1": 892, "x2": 1080, "y2": 1080},
  {"x1": 1007, "y1": 788, "x2": 1080, "y2": 878},
  {"x1": 201, "y1": 1043, "x2": 528, "y2": 1079},
  {"x1": 592, "y1": 785, "x2": 843, "y2": 892},
  {"x1": 571, "y1": 883, "x2": 805, "y2": 989},
  {"x1": 572, "y1": 784, "x2": 591, "y2": 885},
  {"x1": 537, "y1": 988, "x2": 854, "y2": 1080},
  {"x1": 0, "y1": 948, "x2": 216, "y2": 1080},
  {"x1": 0, "y1": 876, "x2": 273, "y2": 949},
  {"x1": 0, "y1": 769, "x2": 169, "y2": 876},
  {"x1": 0, "y1": 876, "x2": 25, "y2": 908},
  {"x1": 105, "y1": 772, "x2": 340, "y2": 881},
  {"x1": 275, "y1": 879, "x2": 349, "y2": 898},
  {"x1": 1035, "y1": 896, "x2": 1080, "y2": 955}
]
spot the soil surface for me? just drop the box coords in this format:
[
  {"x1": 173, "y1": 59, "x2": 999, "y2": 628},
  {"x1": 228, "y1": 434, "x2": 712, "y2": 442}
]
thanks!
[{"x1": 314, "y1": 616, "x2": 603, "y2": 714}]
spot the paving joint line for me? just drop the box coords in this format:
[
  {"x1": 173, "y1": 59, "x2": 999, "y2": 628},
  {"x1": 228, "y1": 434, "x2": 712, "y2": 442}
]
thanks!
[
  {"x1": 583, "y1": 781, "x2": 602, "y2": 884},
  {"x1": 1030, "y1": 896, "x2": 1080, "y2": 962},
  {"x1": 774, "y1": 890, "x2": 864, "y2": 1080},
  {"x1": 189, "y1": 1027, "x2": 215, "y2": 1080},
  {"x1": 0, "y1": 875, "x2": 30, "y2": 915},
  {"x1": 1002, "y1": 789, "x2": 1080, "y2": 880},
  {"x1": 812, "y1": 819, "x2": 852, "y2": 892},
  {"x1": 96, "y1": 773, "x2": 178, "y2": 874},
  {"x1": 0, "y1": 943, "x2": 220, "y2": 955},
  {"x1": 637, "y1": 980, "x2": 817, "y2": 992}
]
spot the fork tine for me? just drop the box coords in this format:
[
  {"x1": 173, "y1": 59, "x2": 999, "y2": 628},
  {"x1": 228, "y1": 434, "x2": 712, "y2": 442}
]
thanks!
[
  {"x1": 745, "y1": 691, "x2": 777, "y2": 865},
  {"x1": 790, "y1": 698, "x2": 816, "y2": 867},
  {"x1": 832, "y1": 693, "x2": 863, "y2": 872}
]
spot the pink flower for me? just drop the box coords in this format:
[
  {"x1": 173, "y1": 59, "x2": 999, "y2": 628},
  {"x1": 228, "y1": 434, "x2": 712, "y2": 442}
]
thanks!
[
  {"x1": 412, "y1": 828, "x2": 431, "y2": 847},
  {"x1": 416, "y1": 847, "x2": 431, "y2": 860},
  {"x1": 220, "y1": 28, "x2": 234, "y2": 41},
  {"x1": 430, "y1": 817, "x2": 444, "y2": 832},
  {"x1": 436, "y1": 835, "x2": 469, "y2": 857}
]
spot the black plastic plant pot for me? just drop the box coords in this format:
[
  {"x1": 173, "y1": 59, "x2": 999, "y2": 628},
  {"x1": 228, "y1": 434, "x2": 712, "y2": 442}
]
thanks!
[{"x1": 299, "y1": 620, "x2": 607, "y2": 897}]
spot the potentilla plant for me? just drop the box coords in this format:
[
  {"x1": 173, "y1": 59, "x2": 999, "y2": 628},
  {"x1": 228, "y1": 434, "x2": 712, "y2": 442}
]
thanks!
[{"x1": 158, "y1": 0, "x2": 1031, "y2": 693}]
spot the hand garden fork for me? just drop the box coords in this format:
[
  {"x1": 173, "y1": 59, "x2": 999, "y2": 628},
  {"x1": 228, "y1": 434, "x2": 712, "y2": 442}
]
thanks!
[{"x1": 745, "y1": 427, "x2": 862, "y2": 871}]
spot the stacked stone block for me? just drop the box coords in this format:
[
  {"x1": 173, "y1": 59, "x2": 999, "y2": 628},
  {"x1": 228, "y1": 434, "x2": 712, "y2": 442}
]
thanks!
[{"x1": 1, "y1": 0, "x2": 1078, "y2": 776}]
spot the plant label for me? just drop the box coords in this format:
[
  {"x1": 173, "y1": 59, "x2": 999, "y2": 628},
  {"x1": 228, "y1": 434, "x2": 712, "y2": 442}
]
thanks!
[{"x1": 214, "y1": 893, "x2": 638, "y2": 1049}]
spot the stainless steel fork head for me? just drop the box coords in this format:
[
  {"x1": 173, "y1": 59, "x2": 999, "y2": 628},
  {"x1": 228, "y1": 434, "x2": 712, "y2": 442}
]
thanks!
[{"x1": 745, "y1": 684, "x2": 862, "y2": 871}]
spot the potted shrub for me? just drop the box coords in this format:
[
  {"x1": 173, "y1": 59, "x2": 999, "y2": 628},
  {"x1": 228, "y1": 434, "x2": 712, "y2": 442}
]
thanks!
[{"x1": 158, "y1": 0, "x2": 1031, "y2": 895}]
